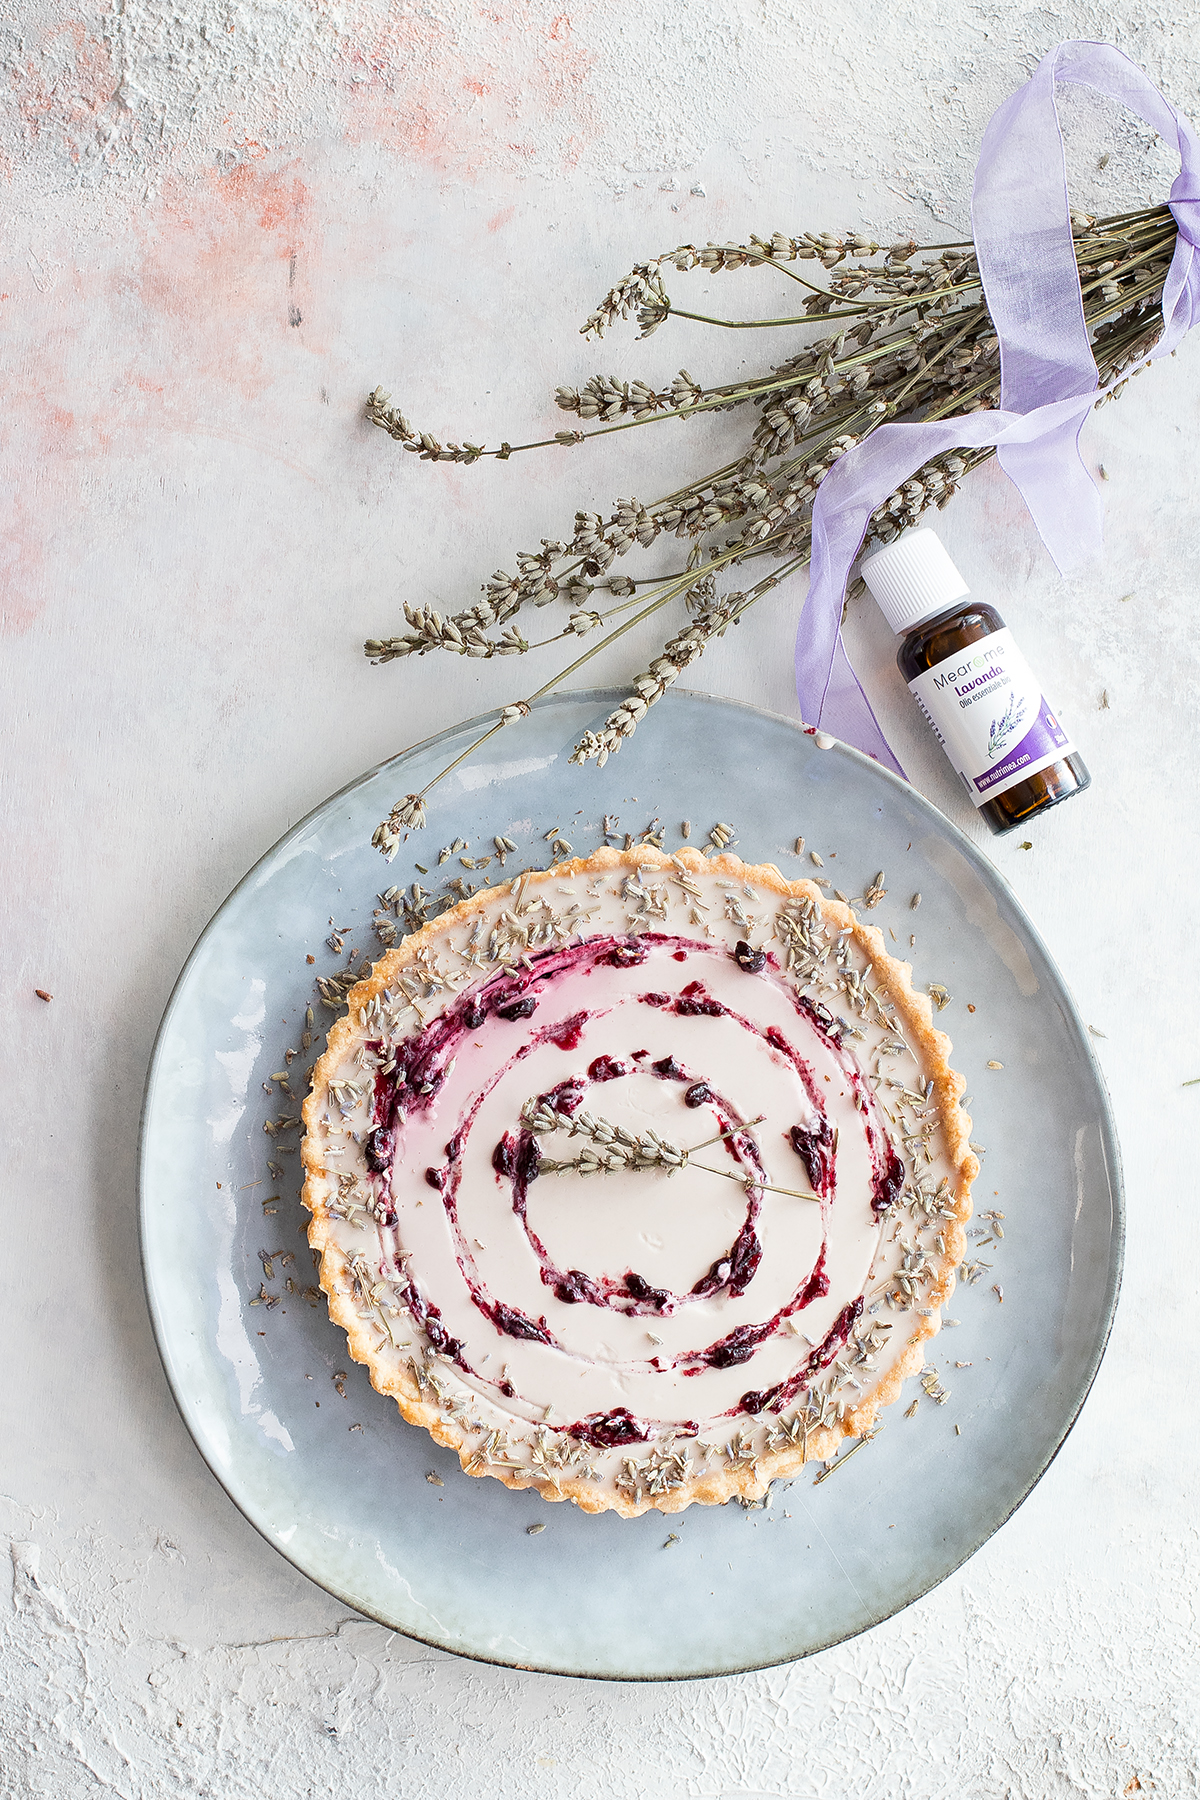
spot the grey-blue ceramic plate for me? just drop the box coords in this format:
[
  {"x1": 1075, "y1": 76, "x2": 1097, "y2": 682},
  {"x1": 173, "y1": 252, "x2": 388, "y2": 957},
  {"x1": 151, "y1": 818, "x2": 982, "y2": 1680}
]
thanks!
[{"x1": 139, "y1": 689, "x2": 1123, "y2": 1680}]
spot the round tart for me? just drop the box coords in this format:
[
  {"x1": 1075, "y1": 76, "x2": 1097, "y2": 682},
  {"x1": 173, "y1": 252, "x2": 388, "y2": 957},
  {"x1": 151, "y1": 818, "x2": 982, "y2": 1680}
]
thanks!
[{"x1": 301, "y1": 847, "x2": 977, "y2": 1517}]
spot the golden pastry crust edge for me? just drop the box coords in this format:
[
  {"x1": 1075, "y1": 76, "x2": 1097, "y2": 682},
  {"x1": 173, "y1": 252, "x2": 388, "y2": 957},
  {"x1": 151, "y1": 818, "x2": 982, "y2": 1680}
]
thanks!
[{"x1": 301, "y1": 846, "x2": 978, "y2": 1518}]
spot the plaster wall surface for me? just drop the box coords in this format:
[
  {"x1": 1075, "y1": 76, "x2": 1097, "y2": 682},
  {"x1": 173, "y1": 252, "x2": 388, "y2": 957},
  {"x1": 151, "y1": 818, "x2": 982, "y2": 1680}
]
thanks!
[{"x1": 2, "y1": 3, "x2": 1199, "y2": 1795}]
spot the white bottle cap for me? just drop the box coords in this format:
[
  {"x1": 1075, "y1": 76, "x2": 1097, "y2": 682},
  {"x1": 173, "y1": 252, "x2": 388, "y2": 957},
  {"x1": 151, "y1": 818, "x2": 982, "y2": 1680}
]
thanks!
[{"x1": 859, "y1": 527, "x2": 970, "y2": 635}]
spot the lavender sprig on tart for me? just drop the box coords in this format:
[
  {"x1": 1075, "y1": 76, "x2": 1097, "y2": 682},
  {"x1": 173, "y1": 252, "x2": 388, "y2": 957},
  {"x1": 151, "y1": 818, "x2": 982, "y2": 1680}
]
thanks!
[{"x1": 301, "y1": 848, "x2": 977, "y2": 1517}]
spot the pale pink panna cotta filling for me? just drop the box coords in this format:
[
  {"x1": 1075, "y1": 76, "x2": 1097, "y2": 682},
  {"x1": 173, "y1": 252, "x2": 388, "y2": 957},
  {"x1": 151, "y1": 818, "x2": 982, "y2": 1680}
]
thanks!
[{"x1": 361, "y1": 931, "x2": 904, "y2": 1446}]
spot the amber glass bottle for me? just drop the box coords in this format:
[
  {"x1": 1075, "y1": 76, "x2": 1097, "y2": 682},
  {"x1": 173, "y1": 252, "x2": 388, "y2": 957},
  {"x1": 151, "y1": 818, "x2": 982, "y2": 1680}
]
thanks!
[{"x1": 861, "y1": 530, "x2": 1090, "y2": 836}]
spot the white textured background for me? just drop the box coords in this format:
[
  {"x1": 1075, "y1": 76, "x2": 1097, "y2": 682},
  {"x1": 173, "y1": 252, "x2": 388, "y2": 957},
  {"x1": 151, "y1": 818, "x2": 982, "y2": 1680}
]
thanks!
[{"x1": 4, "y1": 2, "x2": 1200, "y2": 1794}]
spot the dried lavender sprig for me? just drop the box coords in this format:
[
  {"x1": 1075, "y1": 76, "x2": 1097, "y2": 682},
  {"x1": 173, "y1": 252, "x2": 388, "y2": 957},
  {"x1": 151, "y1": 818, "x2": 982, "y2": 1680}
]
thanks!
[
  {"x1": 364, "y1": 244, "x2": 1161, "y2": 655},
  {"x1": 523, "y1": 1099, "x2": 687, "y2": 1171},
  {"x1": 526, "y1": 1102, "x2": 819, "y2": 1200},
  {"x1": 367, "y1": 241, "x2": 1000, "y2": 476},
  {"x1": 371, "y1": 332, "x2": 1151, "y2": 850},
  {"x1": 579, "y1": 230, "x2": 923, "y2": 341},
  {"x1": 369, "y1": 570, "x2": 723, "y2": 855},
  {"x1": 367, "y1": 206, "x2": 1171, "y2": 477},
  {"x1": 364, "y1": 294, "x2": 991, "y2": 648},
  {"x1": 365, "y1": 422, "x2": 872, "y2": 666},
  {"x1": 367, "y1": 375, "x2": 1125, "y2": 852},
  {"x1": 366, "y1": 356, "x2": 871, "y2": 468},
  {"x1": 367, "y1": 292, "x2": 963, "y2": 474},
  {"x1": 368, "y1": 210, "x2": 1174, "y2": 841},
  {"x1": 569, "y1": 575, "x2": 781, "y2": 768}
]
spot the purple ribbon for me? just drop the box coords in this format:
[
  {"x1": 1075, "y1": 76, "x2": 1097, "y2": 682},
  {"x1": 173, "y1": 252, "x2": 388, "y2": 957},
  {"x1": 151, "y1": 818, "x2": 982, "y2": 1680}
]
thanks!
[{"x1": 795, "y1": 41, "x2": 1200, "y2": 776}]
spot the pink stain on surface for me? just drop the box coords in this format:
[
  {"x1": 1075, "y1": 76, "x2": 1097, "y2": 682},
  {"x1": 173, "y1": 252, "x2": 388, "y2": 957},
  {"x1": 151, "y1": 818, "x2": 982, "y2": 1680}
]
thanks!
[
  {"x1": 132, "y1": 158, "x2": 320, "y2": 385},
  {"x1": 204, "y1": 160, "x2": 311, "y2": 245},
  {"x1": 0, "y1": 4, "x2": 615, "y2": 644},
  {"x1": 10, "y1": 19, "x2": 117, "y2": 147},
  {"x1": 45, "y1": 406, "x2": 75, "y2": 449},
  {"x1": 1, "y1": 147, "x2": 344, "y2": 640},
  {"x1": 0, "y1": 490, "x2": 49, "y2": 635},
  {"x1": 336, "y1": 0, "x2": 602, "y2": 176},
  {"x1": 1, "y1": 255, "x2": 112, "y2": 636}
]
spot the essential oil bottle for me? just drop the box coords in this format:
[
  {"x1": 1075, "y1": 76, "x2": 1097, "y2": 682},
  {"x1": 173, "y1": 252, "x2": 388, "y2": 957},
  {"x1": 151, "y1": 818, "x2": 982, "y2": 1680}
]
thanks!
[{"x1": 860, "y1": 528, "x2": 1090, "y2": 835}]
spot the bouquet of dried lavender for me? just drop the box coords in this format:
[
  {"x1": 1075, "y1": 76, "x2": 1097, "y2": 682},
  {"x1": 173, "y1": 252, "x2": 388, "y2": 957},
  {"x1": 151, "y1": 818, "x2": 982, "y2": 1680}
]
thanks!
[{"x1": 365, "y1": 206, "x2": 1175, "y2": 853}]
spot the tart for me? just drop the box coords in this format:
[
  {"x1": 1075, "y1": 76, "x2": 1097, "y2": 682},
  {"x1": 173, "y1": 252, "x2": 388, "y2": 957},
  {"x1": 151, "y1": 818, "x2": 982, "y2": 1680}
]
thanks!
[{"x1": 301, "y1": 847, "x2": 977, "y2": 1517}]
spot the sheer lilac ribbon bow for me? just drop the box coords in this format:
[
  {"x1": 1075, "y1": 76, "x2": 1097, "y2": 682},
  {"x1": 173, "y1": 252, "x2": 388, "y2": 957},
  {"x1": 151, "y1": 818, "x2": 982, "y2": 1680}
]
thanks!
[{"x1": 795, "y1": 41, "x2": 1200, "y2": 776}]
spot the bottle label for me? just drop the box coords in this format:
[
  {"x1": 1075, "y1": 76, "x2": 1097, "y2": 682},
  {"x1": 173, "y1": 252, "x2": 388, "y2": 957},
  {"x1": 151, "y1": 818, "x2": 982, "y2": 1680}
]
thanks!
[{"x1": 908, "y1": 628, "x2": 1076, "y2": 806}]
